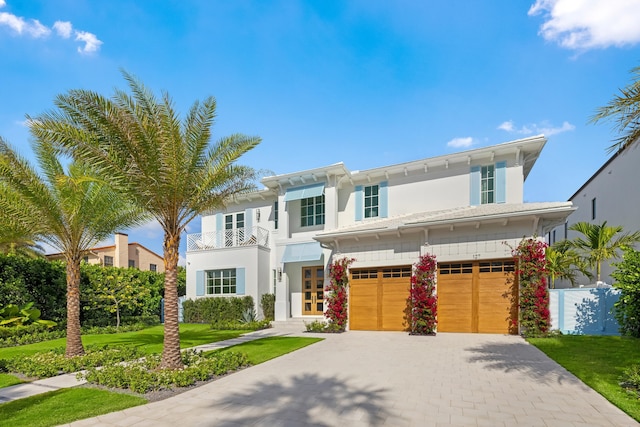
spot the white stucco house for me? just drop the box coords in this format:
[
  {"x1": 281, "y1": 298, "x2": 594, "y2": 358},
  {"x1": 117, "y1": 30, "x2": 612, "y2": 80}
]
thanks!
[
  {"x1": 186, "y1": 135, "x2": 574, "y2": 333},
  {"x1": 549, "y1": 143, "x2": 640, "y2": 287}
]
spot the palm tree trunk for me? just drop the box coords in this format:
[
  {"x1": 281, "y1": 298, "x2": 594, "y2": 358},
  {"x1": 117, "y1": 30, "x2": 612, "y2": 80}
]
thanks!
[
  {"x1": 65, "y1": 257, "x2": 85, "y2": 357},
  {"x1": 160, "y1": 230, "x2": 182, "y2": 369}
]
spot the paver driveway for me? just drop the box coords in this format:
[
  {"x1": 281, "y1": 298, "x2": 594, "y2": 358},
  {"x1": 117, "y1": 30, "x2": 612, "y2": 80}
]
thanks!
[{"x1": 63, "y1": 331, "x2": 638, "y2": 427}]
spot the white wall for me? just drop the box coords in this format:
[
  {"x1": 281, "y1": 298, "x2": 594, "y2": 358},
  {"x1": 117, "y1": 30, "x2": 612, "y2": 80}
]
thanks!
[{"x1": 550, "y1": 147, "x2": 640, "y2": 287}]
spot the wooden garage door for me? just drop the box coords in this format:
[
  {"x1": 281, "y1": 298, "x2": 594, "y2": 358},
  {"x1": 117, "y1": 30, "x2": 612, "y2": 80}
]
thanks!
[
  {"x1": 437, "y1": 260, "x2": 517, "y2": 334},
  {"x1": 350, "y1": 266, "x2": 411, "y2": 331}
]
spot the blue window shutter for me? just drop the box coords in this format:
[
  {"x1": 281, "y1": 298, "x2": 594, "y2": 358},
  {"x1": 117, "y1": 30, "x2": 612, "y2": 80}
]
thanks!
[
  {"x1": 236, "y1": 268, "x2": 245, "y2": 295},
  {"x1": 379, "y1": 181, "x2": 388, "y2": 218},
  {"x1": 245, "y1": 208, "x2": 253, "y2": 231},
  {"x1": 355, "y1": 186, "x2": 363, "y2": 221},
  {"x1": 495, "y1": 161, "x2": 506, "y2": 204},
  {"x1": 215, "y1": 213, "x2": 223, "y2": 247},
  {"x1": 196, "y1": 270, "x2": 205, "y2": 296},
  {"x1": 470, "y1": 166, "x2": 480, "y2": 206}
]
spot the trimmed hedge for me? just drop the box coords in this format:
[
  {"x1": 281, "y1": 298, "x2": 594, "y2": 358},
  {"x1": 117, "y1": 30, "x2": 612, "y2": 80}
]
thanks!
[
  {"x1": 261, "y1": 293, "x2": 275, "y2": 321},
  {"x1": 182, "y1": 296, "x2": 254, "y2": 323}
]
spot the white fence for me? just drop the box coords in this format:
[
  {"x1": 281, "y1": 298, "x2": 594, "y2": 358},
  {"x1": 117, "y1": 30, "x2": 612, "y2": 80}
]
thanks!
[
  {"x1": 186, "y1": 226, "x2": 269, "y2": 252},
  {"x1": 549, "y1": 288, "x2": 621, "y2": 335}
]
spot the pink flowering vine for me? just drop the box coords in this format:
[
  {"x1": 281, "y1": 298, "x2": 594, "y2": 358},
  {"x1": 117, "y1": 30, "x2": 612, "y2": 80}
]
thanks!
[
  {"x1": 405, "y1": 254, "x2": 438, "y2": 335},
  {"x1": 324, "y1": 257, "x2": 355, "y2": 332},
  {"x1": 512, "y1": 237, "x2": 550, "y2": 337}
]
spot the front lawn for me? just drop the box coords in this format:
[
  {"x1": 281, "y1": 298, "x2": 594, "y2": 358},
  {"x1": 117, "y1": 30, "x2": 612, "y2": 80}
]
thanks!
[
  {"x1": 211, "y1": 336, "x2": 322, "y2": 364},
  {"x1": 0, "y1": 324, "x2": 247, "y2": 360},
  {"x1": 0, "y1": 388, "x2": 146, "y2": 427},
  {"x1": 0, "y1": 374, "x2": 22, "y2": 388},
  {"x1": 528, "y1": 335, "x2": 640, "y2": 422}
]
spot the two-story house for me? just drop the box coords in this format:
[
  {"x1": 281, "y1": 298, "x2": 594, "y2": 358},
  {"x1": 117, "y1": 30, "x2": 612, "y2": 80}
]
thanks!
[{"x1": 185, "y1": 135, "x2": 574, "y2": 333}]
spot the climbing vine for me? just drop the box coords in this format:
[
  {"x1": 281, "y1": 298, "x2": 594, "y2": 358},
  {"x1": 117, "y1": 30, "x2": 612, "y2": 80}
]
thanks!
[
  {"x1": 324, "y1": 257, "x2": 355, "y2": 332},
  {"x1": 405, "y1": 253, "x2": 438, "y2": 335},
  {"x1": 512, "y1": 237, "x2": 550, "y2": 337}
]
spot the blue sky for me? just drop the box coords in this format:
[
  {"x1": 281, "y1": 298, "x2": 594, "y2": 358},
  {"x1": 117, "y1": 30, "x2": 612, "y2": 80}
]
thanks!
[{"x1": 1, "y1": 0, "x2": 640, "y2": 262}]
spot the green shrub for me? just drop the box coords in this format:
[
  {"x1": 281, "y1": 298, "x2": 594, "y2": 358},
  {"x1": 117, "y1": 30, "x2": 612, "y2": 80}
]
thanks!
[
  {"x1": 621, "y1": 364, "x2": 640, "y2": 398},
  {"x1": 261, "y1": 293, "x2": 275, "y2": 321},
  {"x1": 304, "y1": 320, "x2": 343, "y2": 333},
  {"x1": 7, "y1": 346, "x2": 143, "y2": 378},
  {"x1": 0, "y1": 302, "x2": 57, "y2": 328},
  {"x1": 210, "y1": 319, "x2": 271, "y2": 331},
  {"x1": 80, "y1": 350, "x2": 249, "y2": 393},
  {"x1": 182, "y1": 296, "x2": 254, "y2": 323},
  {"x1": 612, "y1": 248, "x2": 640, "y2": 337}
]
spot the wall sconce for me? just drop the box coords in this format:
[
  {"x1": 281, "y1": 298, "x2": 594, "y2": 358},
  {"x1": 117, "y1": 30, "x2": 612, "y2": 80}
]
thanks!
[
  {"x1": 277, "y1": 267, "x2": 282, "y2": 282},
  {"x1": 256, "y1": 209, "x2": 261, "y2": 222}
]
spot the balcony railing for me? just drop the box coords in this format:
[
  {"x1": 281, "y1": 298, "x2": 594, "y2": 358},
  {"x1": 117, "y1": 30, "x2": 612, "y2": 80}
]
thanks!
[{"x1": 187, "y1": 226, "x2": 270, "y2": 252}]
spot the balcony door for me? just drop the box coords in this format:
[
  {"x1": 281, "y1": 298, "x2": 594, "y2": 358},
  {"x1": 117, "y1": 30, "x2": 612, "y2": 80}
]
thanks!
[
  {"x1": 302, "y1": 266, "x2": 325, "y2": 315},
  {"x1": 224, "y1": 213, "x2": 244, "y2": 247}
]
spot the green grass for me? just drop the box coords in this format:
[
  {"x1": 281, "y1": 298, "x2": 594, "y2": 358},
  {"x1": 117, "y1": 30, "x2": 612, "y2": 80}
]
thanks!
[
  {"x1": 0, "y1": 387, "x2": 147, "y2": 427},
  {"x1": 528, "y1": 335, "x2": 640, "y2": 422},
  {"x1": 211, "y1": 336, "x2": 323, "y2": 364},
  {"x1": 0, "y1": 324, "x2": 247, "y2": 360},
  {"x1": 0, "y1": 374, "x2": 23, "y2": 388}
]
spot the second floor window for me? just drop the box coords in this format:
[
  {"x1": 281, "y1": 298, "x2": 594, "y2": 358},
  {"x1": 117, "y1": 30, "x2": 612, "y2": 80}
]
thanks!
[
  {"x1": 150, "y1": 264, "x2": 157, "y2": 272},
  {"x1": 274, "y1": 201, "x2": 279, "y2": 230},
  {"x1": 301, "y1": 195, "x2": 325, "y2": 227},
  {"x1": 481, "y1": 165, "x2": 495, "y2": 204},
  {"x1": 364, "y1": 185, "x2": 379, "y2": 218},
  {"x1": 104, "y1": 255, "x2": 113, "y2": 267},
  {"x1": 128, "y1": 260, "x2": 135, "y2": 268}
]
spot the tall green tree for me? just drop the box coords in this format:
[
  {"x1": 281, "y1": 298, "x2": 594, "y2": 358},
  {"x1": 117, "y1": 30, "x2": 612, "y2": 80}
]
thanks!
[
  {"x1": 566, "y1": 221, "x2": 640, "y2": 282},
  {"x1": 545, "y1": 244, "x2": 589, "y2": 288},
  {"x1": 0, "y1": 137, "x2": 144, "y2": 357},
  {"x1": 590, "y1": 64, "x2": 640, "y2": 152},
  {"x1": 30, "y1": 72, "x2": 260, "y2": 369}
]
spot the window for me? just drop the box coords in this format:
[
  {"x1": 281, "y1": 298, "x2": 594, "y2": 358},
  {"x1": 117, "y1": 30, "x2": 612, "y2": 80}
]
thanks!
[
  {"x1": 150, "y1": 264, "x2": 157, "y2": 272},
  {"x1": 481, "y1": 165, "x2": 495, "y2": 204},
  {"x1": 82, "y1": 256, "x2": 89, "y2": 263},
  {"x1": 225, "y1": 212, "x2": 245, "y2": 246},
  {"x1": 364, "y1": 185, "x2": 379, "y2": 218},
  {"x1": 274, "y1": 201, "x2": 278, "y2": 230},
  {"x1": 206, "y1": 269, "x2": 236, "y2": 295},
  {"x1": 128, "y1": 259, "x2": 135, "y2": 268},
  {"x1": 564, "y1": 221, "x2": 568, "y2": 239},
  {"x1": 104, "y1": 255, "x2": 113, "y2": 267},
  {"x1": 552, "y1": 230, "x2": 556, "y2": 244},
  {"x1": 301, "y1": 195, "x2": 325, "y2": 227},
  {"x1": 591, "y1": 197, "x2": 596, "y2": 220}
]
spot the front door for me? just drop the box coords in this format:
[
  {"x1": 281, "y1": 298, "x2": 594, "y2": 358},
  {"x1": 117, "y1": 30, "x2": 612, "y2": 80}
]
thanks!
[
  {"x1": 224, "y1": 213, "x2": 244, "y2": 247},
  {"x1": 302, "y1": 266, "x2": 324, "y2": 315}
]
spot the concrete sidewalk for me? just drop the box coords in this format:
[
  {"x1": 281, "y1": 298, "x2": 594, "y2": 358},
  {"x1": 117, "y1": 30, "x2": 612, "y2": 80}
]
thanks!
[
  {"x1": 0, "y1": 328, "x2": 288, "y2": 404},
  {"x1": 60, "y1": 332, "x2": 637, "y2": 427}
]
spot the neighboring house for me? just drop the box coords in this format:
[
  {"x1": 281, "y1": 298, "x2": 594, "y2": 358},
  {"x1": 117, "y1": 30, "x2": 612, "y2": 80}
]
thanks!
[
  {"x1": 47, "y1": 233, "x2": 165, "y2": 273},
  {"x1": 186, "y1": 135, "x2": 574, "y2": 333},
  {"x1": 549, "y1": 144, "x2": 640, "y2": 287}
]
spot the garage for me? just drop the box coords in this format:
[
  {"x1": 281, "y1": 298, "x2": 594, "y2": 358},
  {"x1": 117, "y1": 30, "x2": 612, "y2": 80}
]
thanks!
[
  {"x1": 349, "y1": 266, "x2": 412, "y2": 331},
  {"x1": 437, "y1": 259, "x2": 518, "y2": 334}
]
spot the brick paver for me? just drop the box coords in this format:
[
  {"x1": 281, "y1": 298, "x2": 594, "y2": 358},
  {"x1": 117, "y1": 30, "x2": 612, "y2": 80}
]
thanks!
[{"x1": 56, "y1": 331, "x2": 638, "y2": 426}]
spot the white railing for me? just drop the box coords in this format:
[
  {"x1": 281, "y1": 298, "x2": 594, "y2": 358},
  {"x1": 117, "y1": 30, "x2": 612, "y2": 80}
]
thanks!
[{"x1": 187, "y1": 226, "x2": 269, "y2": 252}]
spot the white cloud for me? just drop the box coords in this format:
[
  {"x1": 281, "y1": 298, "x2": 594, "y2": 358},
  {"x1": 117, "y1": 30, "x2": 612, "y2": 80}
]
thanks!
[
  {"x1": 53, "y1": 20, "x2": 72, "y2": 38},
  {"x1": 0, "y1": 1, "x2": 101, "y2": 54},
  {"x1": 497, "y1": 120, "x2": 575, "y2": 136},
  {"x1": 75, "y1": 30, "x2": 102, "y2": 54},
  {"x1": 447, "y1": 137, "x2": 474, "y2": 148},
  {"x1": 529, "y1": 0, "x2": 640, "y2": 50}
]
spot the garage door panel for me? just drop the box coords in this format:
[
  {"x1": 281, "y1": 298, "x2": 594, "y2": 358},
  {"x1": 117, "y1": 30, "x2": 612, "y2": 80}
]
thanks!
[
  {"x1": 437, "y1": 275, "x2": 473, "y2": 333},
  {"x1": 350, "y1": 281, "x2": 378, "y2": 331},
  {"x1": 382, "y1": 279, "x2": 409, "y2": 331}
]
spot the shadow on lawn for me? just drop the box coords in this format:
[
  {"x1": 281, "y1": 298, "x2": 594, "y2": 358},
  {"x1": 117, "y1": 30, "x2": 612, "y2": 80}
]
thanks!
[
  {"x1": 209, "y1": 373, "x2": 393, "y2": 426},
  {"x1": 464, "y1": 341, "x2": 588, "y2": 388}
]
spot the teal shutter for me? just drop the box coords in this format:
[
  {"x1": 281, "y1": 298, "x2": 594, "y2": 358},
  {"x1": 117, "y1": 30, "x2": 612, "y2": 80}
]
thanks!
[
  {"x1": 495, "y1": 161, "x2": 506, "y2": 203},
  {"x1": 379, "y1": 181, "x2": 388, "y2": 218},
  {"x1": 236, "y1": 268, "x2": 245, "y2": 295},
  {"x1": 215, "y1": 213, "x2": 223, "y2": 247},
  {"x1": 196, "y1": 270, "x2": 205, "y2": 296},
  {"x1": 244, "y1": 208, "x2": 253, "y2": 238},
  {"x1": 355, "y1": 186, "x2": 363, "y2": 221},
  {"x1": 470, "y1": 166, "x2": 480, "y2": 206}
]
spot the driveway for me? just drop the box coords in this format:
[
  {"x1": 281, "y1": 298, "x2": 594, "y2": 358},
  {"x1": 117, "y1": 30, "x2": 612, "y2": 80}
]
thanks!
[{"x1": 64, "y1": 331, "x2": 638, "y2": 426}]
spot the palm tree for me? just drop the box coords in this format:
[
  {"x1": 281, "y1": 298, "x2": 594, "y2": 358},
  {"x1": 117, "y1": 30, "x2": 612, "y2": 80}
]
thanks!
[
  {"x1": 29, "y1": 72, "x2": 260, "y2": 369},
  {"x1": 566, "y1": 221, "x2": 640, "y2": 282},
  {"x1": 0, "y1": 218, "x2": 45, "y2": 258},
  {"x1": 545, "y1": 243, "x2": 591, "y2": 288},
  {"x1": 590, "y1": 64, "x2": 640, "y2": 152},
  {"x1": 0, "y1": 137, "x2": 145, "y2": 357}
]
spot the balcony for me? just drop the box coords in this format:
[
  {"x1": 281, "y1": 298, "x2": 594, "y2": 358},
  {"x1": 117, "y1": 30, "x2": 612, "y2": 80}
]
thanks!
[{"x1": 187, "y1": 226, "x2": 270, "y2": 252}]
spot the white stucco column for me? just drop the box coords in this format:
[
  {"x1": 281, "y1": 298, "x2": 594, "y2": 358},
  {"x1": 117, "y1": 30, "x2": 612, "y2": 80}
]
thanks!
[{"x1": 274, "y1": 269, "x2": 290, "y2": 321}]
